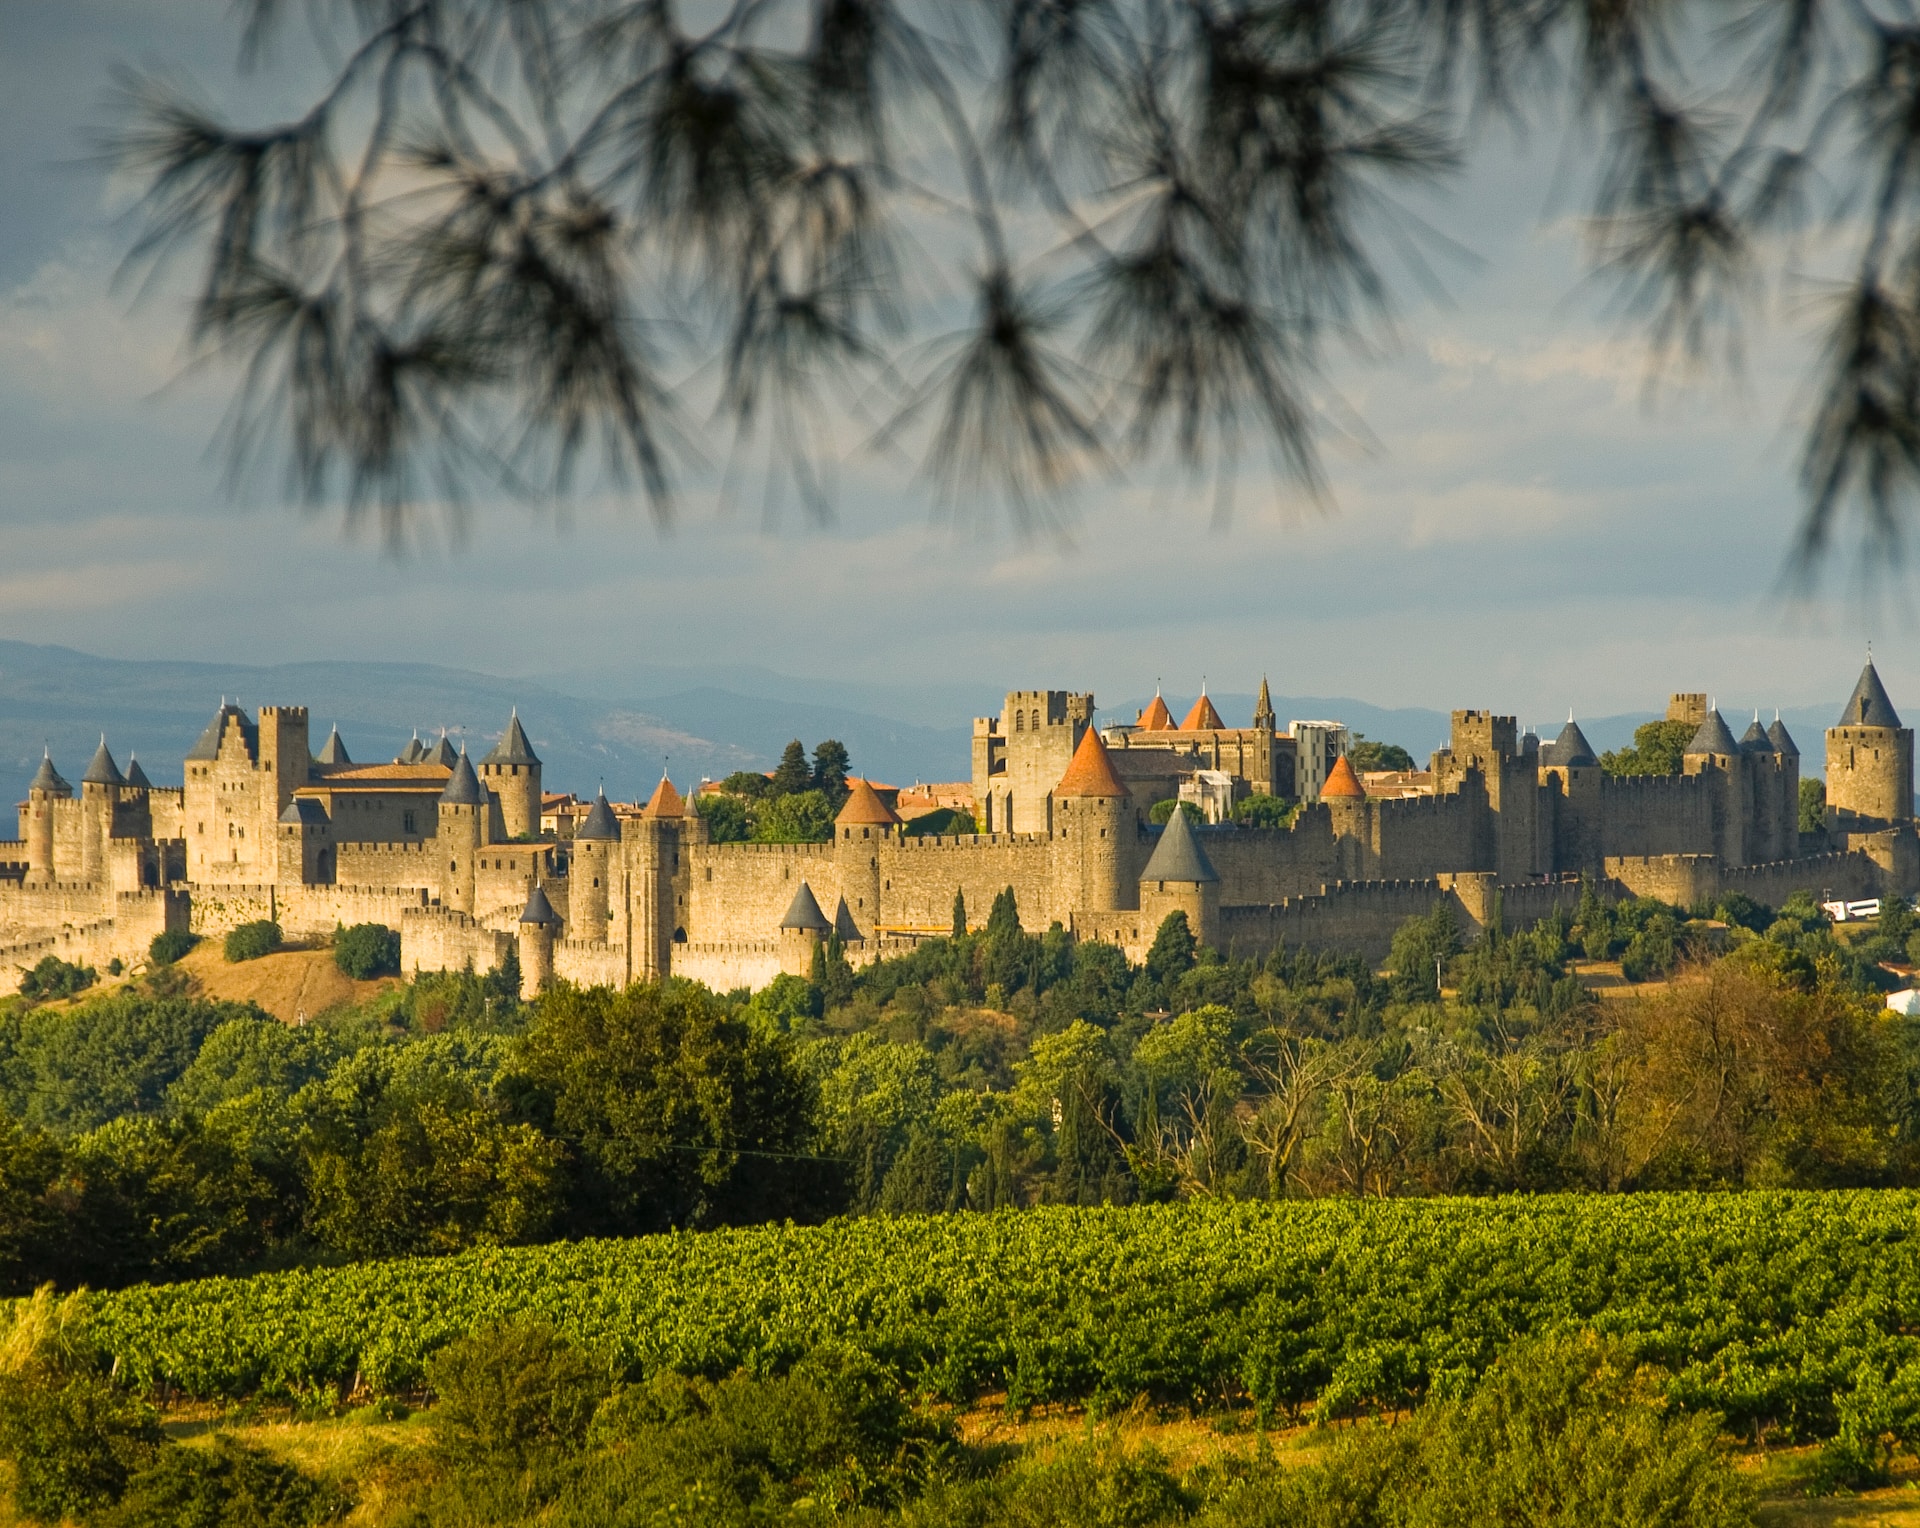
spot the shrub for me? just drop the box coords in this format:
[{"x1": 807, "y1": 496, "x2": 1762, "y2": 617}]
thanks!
[
  {"x1": 100, "y1": 1436, "x2": 346, "y2": 1528},
  {"x1": 426, "y1": 1322, "x2": 610, "y2": 1465},
  {"x1": 17, "y1": 956, "x2": 96, "y2": 1001},
  {"x1": 223, "y1": 921, "x2": 282, "y2": 963},
  {"x1": 0, "y1": 1353, "x2": 162, "y2": 1524},
  {"x1": 149, "y1": 929, "x2": 199, "y2": 966},
  {"x1": 333, "y1": 923, "x2": 401, "y2": 980}
]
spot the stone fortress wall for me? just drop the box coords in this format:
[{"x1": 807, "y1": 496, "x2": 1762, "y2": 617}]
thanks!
[{"x1": 1, "y1": 661, "x2": 1913, "y2": 997}]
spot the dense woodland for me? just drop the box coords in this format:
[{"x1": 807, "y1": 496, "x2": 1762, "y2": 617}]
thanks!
[{"x1": 5, "y1": 881, "x2": 1920, "y2": 1296}]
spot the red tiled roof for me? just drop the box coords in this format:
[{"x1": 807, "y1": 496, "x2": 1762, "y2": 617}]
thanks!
[
  {"x1": 1181, "y1": 693, "x2": 1225, "y2": 731},
  {"x1": 1054, "y1": 728, "x2": 1130, "y2": 798},
  {"x1": 642, "y1": 775, "x2": 685, "y2": 819},
  {"x1": 1321, "y1": 755, "x2": 1366, "y2": 799},
  {"x1": 837, "y1": 777, "x2": 901, "y2": 825},
  {"x1": 1138, "y1": 694, "x2": 1175, "y2": 730}
]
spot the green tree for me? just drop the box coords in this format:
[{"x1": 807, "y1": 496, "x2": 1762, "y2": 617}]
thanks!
[
  {"x1": 1801, "y1": 777, "x2": 1828, "y2": 835},
  {"x1": 222, "y1": 921, "x2": 281, "y2": 963},
  {"x1": 1600, "y1": 720, "x2": 1697, "y2": 777},
  {"x1": 811, "y1": 740, "x2": 852, "y2": 808},
  {"x1": 1149, "y1": 799, "x2": 1203, "y2": 825},
  {"x1": 771, "y1": 741, "x2": 813, "y2": 797},
  {"x1": 752, "y1": 790, "x2": 835, "y2": 843},
  {"x1": 17, "y1": 958, "x2": 96, "y2": 1002},
  {"x1": 504, "y1": 983, "x2": 832, "y2": 1234},
  {"x1": 1349, "y1": 734, "x2": 1416, "y2": 772},
  {"x1": 951, "y1": 889, "x2": 967, "y2": 941},
  {"x1": 719, "y1": 770, "x2": 773, "y2": 800},
  {"x1": 0, "y1": 1117, "x2": 62, "y2": 1294},
  {"x1": 1232, "y1": 793, "x2": 1298, "y2": 828},
  {"x1": 694, "y1": 791, "x2": 751, "y2": 844},
  {"x1": 1145, "y1": 912, "x2": 1198, "y2": 988},
  {"x1": 333, "y1": 922, "x2": 401, "y2": 979},
  {"x1": 1389, "y1": 903, "x2": 1461, "y2": 1001}
]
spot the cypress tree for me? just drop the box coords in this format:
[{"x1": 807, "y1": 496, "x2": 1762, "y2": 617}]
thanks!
[{"x1": 951, "y1": 889, "x2": 967, "y2": 940}]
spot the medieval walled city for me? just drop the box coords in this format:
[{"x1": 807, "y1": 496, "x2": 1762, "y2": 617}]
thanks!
[{"x1": 2, "y1": 665, "x2": 1912, "y2": 999}]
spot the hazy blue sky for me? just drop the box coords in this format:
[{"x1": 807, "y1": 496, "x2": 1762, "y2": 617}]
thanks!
[{"x1": 0, "y1": 4, "x2": 1902, "y2": 728}]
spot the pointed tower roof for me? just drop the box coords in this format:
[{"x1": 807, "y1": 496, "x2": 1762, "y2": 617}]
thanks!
[
  {"x1": 185, "y1": 703, "x2": 252, "y2": 762},
  {"x1": 1686, "y1": 709, "x2": 1741, "y2": 757},
  {"x1": 519, "y1": 885, "x2": 560, "y2": 926},
  {"x1": 1055, "y1": 727, "x2": 1130, "y2": 798},
  {"x1": 576, "y1": 789, "x2": 620, "y2": 840},
  {"x1": 1180, "y1": 687, "x2": 1226, "y2": 731},
  {"x1": 124, "y1": 754, "x2": 152, "y2": 790},
  {"x1": 1739, "y1": 714, "x2": 1774, "y2": 753},
  {"x1": 315, "y1": 726, "x2": 351, "y2": 767},
  {"x1": 83, "y1": 736, "x2": 124, "y2": 787},
  {"x1": 1320, "y1": 754, "x2": 1366, "y2": 798},
  {"x1": 482, "y1": 709, "x2": 540, "y2": 766},
  {"x1": 439, "y1": 748, "x2": 484, "y2": 806},
  {"x1": 1768, "y1": 713, "x2": 1800, "y2": 757},
  {"x1": 29, "y1": 750, "x2": 69, "y2": 796},
  {"x1": 1546, "y1": 717, "x2": 1597, "y2": 768},
  {"x1": 832, "y1": 895, "x2": 863, "y2": 942},
  {"x1": 1839, "y1": 661, "x2": 1902, "y2": 729},
  {"x1": 1254, "y1": 675, "x2": 1276, "y2": 724},
  {"x1": 1138, "y1": 690, "x2": 1175, "y2": 731},
  {"x1": 425, "y1": 731, "x2": 458, "y2": 768},
  {"x1": 398, "y1": 732, "x2": 426, "y2": 765},
  {"x1": 779, "y1": 881, "x2": 832, "y2": 932},
  {"x1": 1142, "y1": 804, "x2": 1219, "y2": 883},
  {"x1": 837, "y1": 776, "x2": 902, "y2": 827},
  {"x1": 642, "y1": 774, "x2": 685, "y2": 819}
]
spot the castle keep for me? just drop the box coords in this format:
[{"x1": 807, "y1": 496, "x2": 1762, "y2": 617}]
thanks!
[{"x1": 3, "y1": 662, "x2": 1914, "y2": 996}]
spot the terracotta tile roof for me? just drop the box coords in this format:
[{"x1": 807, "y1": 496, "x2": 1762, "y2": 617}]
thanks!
[
  {"x1": 837, "y1": 776, "x2": 901, "y2": 825},
  {"x1": 642, "y1": 775, "x2": 685, "y2": 818},
  {"x1": 1138, "y1": 693, "x2": 1175, "y2": 730},
  {"x1": 1321, "y1": 755, "x2": 1366, "y2": 798},
  {"x1": 1181, "y1": 692, "x2": 1226, "y2": 731},
  {"x1": 1054, "y1": 727, "x2": 1130, "y2": 798}
]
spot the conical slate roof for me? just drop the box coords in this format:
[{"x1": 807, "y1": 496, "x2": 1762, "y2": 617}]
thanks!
[
  {"x1": 1546, "y1": 718, "x2": 1596, "y2": 768},
  {"x1": 1740, "y1": 715, "x2": 1774, "y2": 753},
  {"x1": 1839, "y1": 661, "x2": 1902, "y2": 729},
  {"x1": 482, "y1": 709, "x2": 540, "y2": 766},
  {"x1": 425, "y1": 732, "x2": 458, "y2": 768},
  {"x1": 1181, "y1": 690, "x2": 1226, "y2": 731},
  {"x1": 837, "y1": 777, "x2": 901, "y2": 826},
  {"x1": 1686, "y1": 709, "x2": 1740, "y2": 757},
  {"x1": 83, "y1": 736, "x2": 124, "y2": 787},
  {"x1": 124, "y1": 755, "x2": 152, "y2": 790},
  {"x1": 439, "y1": 749, "x2": 484, "y2": 806},
  {"x1": 315, "y1": 727, "x2": 351, "y2": 766},
  {"x1": 29, "y1": 751, "x2": 69, "y2": 796},
  {"x1": 185, "y1": 704, "x2": 252, "y2": 762},
  {"x1": 576, "y1": 789, "x2": 620, "y2": 841},
  {"x1": 1142, "y1": 803, "x2": 1220, "y2": 883},
  {"x1": 1768, "y1": 715, "x2": 1799, "y2": 757},
  {"x1": 1055, "y1": 727, "x2": 1130, "y2": 798},
  {"x1": 1138, "y1": 691, "x2": 1174, "y2": 731},
  {"x1": 398, "y1": 732, "x2": 426, "y2": 765},
  {"x1": 779, "y1": 881, "x2": 832, "y2": 932},
  {"x1": 833, "y1": 895, "x2": 863, "y2": 942},
  {"x1": 519, "y1": 885, "x2": 560, "y2": 926},
  {"x1": 1320, "y1": 755, "x2": 1366, "y2": 798},
  {"x1": 642, "y1": 774, "x2": 684, "y2": 819}
]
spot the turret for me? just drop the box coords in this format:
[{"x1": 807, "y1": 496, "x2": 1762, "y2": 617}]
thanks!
[
  {"x1": 571, "y1": 788, "x2": 619, "y2": 944},
  {"x1": 24, "y1": 750, "x2": 69, "y2": 882},
  {"x1": 277, "y1": 799, "x2": 333, "y2": 884},
  {"x1": 631, "y1": 773, "x2": 686, "y2": 980},
  {"x1": 80, "y1": 736, "x2": 124, "y2": 883},
  {"x1": 1051, "y1": 726, "x2": 1135, "y2": 913},
  {"x1": 437, "y1": 748, "x2": 486, "y2": 914},
  {"x1": 778, "y1": 881, "x2": 832, "y2": 976},
  {"x1": 1827, "y1": 659, "x2": 1914, "y2": 832},
  {"x1": 314, "y1": 726, "x2": 351, "y2": 768},
  {"x1": 1138, "y1": 803, "x2": 1220, "y2": 948},
  {"x1": 479, "y1": 709, "x2": 542, "y2": 840},
  {"x1": 1684, "y1": 706, "x2": 1748, "y2": 864},
  {"x1": 1319, "y1": 752, "x2": 1369, "y2": 878},
  {"x1": 517, "y1": 885, "x2": 560, "y2": 999},
  {"x1": 835, "y1": 780, "x2": 900, "y2": 940}
]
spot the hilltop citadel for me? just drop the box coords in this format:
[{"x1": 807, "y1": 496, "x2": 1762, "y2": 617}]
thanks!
[{"x1": 2, "y1": 663, "x2": 1914, "y2": 997}]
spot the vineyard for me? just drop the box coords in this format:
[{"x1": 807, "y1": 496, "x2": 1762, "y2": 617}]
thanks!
[{"x1": 69, "y1": 1192, "x2": 1920, "y2": 1437}]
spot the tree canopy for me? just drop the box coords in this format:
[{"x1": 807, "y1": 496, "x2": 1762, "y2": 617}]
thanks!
[{"x1": 105, "y1": 0, "x2": 1920, "y2": 565}]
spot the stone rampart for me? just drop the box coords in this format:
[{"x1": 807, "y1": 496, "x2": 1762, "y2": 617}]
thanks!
[
  {"x1": 401, "y1": 906, "x2": 511, "y2": 977},
  {"x1": 553, "y1": 937, "x2": 628, "y2": 989},
  {"x1": 673, "y1": 940, "x2": 784, "y2": 993},
  {"x1": 335, "y1": 840, "x2": 440, "y2": 890},
  {"x1": 871, "y1": 833, "x2": 1055, "y2": 932},
  {"x1": 0, "y1": 889, "x2": 185, "y2": 997}
]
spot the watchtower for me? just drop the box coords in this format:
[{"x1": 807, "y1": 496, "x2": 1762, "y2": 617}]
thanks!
[
  {"x1": 479, "y1": 710, "x2": 542, "y2": 840},
  {"x1": 1827, "y1": 660, "x2": 1914, "y2": 832}
]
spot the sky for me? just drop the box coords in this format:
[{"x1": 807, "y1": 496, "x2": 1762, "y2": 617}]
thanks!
[{"x1": 0, "y1": 3, "x2": 1904, "y2": 732}]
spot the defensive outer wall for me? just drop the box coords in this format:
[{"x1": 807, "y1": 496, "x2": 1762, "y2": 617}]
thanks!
[{"x1": 1, "y1": 668, "x2": 1913, "y2": 996}]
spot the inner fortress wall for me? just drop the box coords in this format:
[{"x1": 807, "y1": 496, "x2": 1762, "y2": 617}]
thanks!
[
  {"x1": 685, "y1": 842, "x2": 848, "y2": 946},
  {"x1": 1203, "y1": 812, "x2": 1342, "y2": 902},
  {"x1": 334, "y1": 840, "x2": 441, "y2": 893},
  {"x1": 1592, "y1": 772, "x2": 1717, "y2": 860},
  {"x1": 871, "y1": 833, "x2": 1058, "y2": 932}
]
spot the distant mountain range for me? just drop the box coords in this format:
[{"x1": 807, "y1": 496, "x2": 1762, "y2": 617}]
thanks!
[{"x1": 0, "y1": 640, "x2": 1858, "y2": 808}]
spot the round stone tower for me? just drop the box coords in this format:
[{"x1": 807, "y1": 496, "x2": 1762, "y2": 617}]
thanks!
[
  {"x1": 1827, "y1": 659, "x2": 1914, "y2": 832},
  {"x1": 1052, "y1": 727, "x2": 1135, "y2": 913},
  {"x1": 479, "y1": 709, "x2": 542, "y2": 841},
  {"x1": 79, "y1": 736, "x2": 124, "y2": 884},
  {"x1": 570, "y1": 788, "x2": 620, "y2": 944},
  {"x1": 437, "y1": 748, "x2": 486, "y2": 915},
  {"x1": 1138, "y1": 803, "x2": 1220, "y2": 948},
  {"x1": 1319, "y1": 752, "x2": 1369, "y2": 879},
  {"x1": 517, "y1": 884, "x2": 560, "y2": 998},
  {"x1": 24, "y1": 750, "x2": 69, "y2": 883}
]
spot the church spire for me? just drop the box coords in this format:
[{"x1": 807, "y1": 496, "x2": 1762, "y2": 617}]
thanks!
[{"x1": 1254, "y1": 674, "x2": 1275, "y2": 729}]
